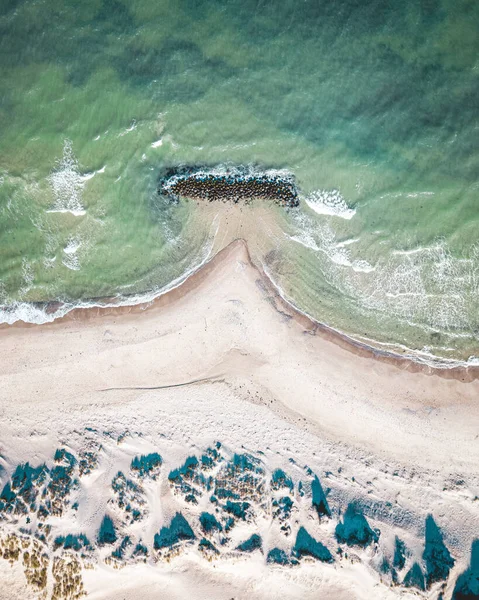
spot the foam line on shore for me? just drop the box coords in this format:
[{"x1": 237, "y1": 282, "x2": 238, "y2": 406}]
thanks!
[
  {"x1": 1, "y1": 239, "x2": 478, "y2": 382},
  {"x1": 260, "y1": 260, "x2": 479, "y2": 377}
]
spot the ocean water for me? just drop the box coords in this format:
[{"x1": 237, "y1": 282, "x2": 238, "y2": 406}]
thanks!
[{"x1": 0, "y1": 0, "x2": 477, "y2": 363}]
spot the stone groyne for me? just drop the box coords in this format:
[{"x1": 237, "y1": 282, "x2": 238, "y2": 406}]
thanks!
[{"x1": 158, "y1": 166, "x2": 299, "y2": 207}]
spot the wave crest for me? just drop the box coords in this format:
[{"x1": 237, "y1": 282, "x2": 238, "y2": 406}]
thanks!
[
  {"x1": 47, "y1": 140, "x2": 86, "y2": 216},
  {"x1": 305, "y1": 189, "x2": 356, "y2": 220}
]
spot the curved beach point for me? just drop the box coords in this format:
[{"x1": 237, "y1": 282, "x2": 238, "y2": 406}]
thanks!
[{"x1": 1, "y1": 239, "x2": 478, "y2": 474}]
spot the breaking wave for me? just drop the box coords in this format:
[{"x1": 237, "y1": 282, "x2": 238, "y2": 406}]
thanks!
[
  {"x1": 262, "y1": 259, "x2": 479, "y2": 369},
  {"x1": 0, "y1": 224, "x2": 218, "y2": 326},
  {"x1": 288, "y1": 210, "x2": 479, "y2": 352},
  {"x1": 47, "y1": 140, "x2": 86, "y2": 216},
  {"x1": 304, "y1": 189, "x2": 356, "y2": 220},
  {"x1": 61, "y1": 236, "x2": 82, "y2": 271},
  {"x1": 288, "y1": 212, "x2": 374, "y2": 273}
]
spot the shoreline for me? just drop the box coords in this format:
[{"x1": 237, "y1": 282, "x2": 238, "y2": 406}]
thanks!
[
  {"x1": 2, "y1": 238, "x2": 478, "y2": 383},
  {"x1": 1, "y1": 234, "x2": 478, "y2": 474}
]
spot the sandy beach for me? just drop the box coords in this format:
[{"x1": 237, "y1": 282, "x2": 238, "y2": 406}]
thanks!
[
  {"x1": 0, "y1": 239, "x2": 478, "y2": 599},
  {"x1": 1, "y1": 239, "x2": 478, "y2": 470},
  {"x1": 2, "y1": 1, "x2": 478, "y2": 596}
]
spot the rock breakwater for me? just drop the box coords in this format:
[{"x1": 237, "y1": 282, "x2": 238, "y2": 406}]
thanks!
[{"x1": 158, "y1": 166, "x2": 299, "y2": 207}]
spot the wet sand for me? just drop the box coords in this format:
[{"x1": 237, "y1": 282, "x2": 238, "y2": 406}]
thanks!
[{"x1": 4, "y1": 238, "x2": 478, "y2": 381}]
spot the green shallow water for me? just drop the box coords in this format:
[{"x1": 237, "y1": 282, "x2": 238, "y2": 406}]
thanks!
[{"x1": 0, "y1": 0, "x2": 478, "y2": 362}]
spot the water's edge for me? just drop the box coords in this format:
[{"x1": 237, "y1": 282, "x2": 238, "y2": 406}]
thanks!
[{"x1": 2, "y1": 238, "x2": 478, "y2": 381}]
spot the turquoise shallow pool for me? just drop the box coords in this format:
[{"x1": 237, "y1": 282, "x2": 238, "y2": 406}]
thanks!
[{"x1": 0, "y1": 0, "x2": 477, "y2": 362}]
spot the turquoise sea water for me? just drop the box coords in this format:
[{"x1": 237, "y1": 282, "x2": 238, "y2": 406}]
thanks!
[{"x1": 0, "y1": 0, "x2": 478, "y2": 362}]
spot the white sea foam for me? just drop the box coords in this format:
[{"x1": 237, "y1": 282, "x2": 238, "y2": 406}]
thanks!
[
  {"x1": 160, "y1": 134, "x2": 179, "y2": 150},
  {"x1": 21, "y1": 259, "x2": 34, "y2": 287},
  {"x1": 351, "y1": 332, "x2": 476, "y2": 369},
  {"x1": 289, "y1": 209, "x2": 478, "y2": 353},
  {"x1": 0, "y1": 220, "x2": 219, "y2": 326},
  {"x1": 63, "y1": 238, "x2": 81, "y2": 255},
  {"x1": 405, "y1": 191, "x2": 434, "y2": 198},
  {"x1": 62, "y1": 255, "x2": 80, "y2": 271},
  {"x1": 19, "y1": 259, "x2": 34, "y2": 299},
  {"x1": 351, "y1": 259, "x2": 375, "y2": 273},
  {"x1": 82, "y1": 165, "x2": 106, "y2": 181},
  {"x1": 289, "y1": 212, "x2": 373, "y2": 272},
  {"x1": 47, "y1": 140, "x2": 86, "y2": 216},
  {"x1": 43, "y1": 256, "x2": 57, "y2": 269},
  {"x1": 0, "y1": 301, "x2": 61, "y2": 326},
  {"x1": 305, "y1": 189, "x2": 356, "y2": 220},
  {"x1": 61, "y1": 237, "x2": 82, "y2": 271},
  {"x1": 151, "y1": 139, "x2": 163, "y2": 148},
  {"x1": 118, "y1": 120, "x2": 137, "y2": 137},
  {"x1": 262, "y1": 260, "x2": 477, "y2": 369},
  {"x1": 336, "y1": 237, "x2": 360, "y2": 248},
  {"x1": 287, "y1": 233, "x2": 319, "y2": 252}
]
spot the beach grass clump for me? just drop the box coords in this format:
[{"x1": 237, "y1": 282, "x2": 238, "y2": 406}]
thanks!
[
  {"x1": 272, "y1": 495, "x2": 295, "y2": 536},
  {"x1": 423, "y1": 515, "x2": 454, "y2": 588},
  {"x1": 198, "y1": 537, "x2": 219, "y2": 560},
  {"x1": 130, "y1": 452, "x2": 162, "y2": 479},
  {"x1": 311, "y1": 474, "x2": 331, "y2": 519},
  {"x1": 267, "y1": 547, "x2": 298, "y2": 566},
  {"x1": 0, "y1": 463, "x2": 49, "y2": 515},
  {"x1": 452, "y1": 539, "x2": 479, "y2": 600},
  {"x1": 237, "y1": 533, "x2": 262, "y2": 553},
  {"x1": 54, "y1": 534, "x2": 91, "y2": 552},
  {"x1": 22, "y1": 540, "x2": 49, "y2": 592},
  {"x1": 403, "y1": 562, "x2": 426, "y2": 591},
  {"x1": 200, "y1": 444, "x2": 223, "y2": 469},
  {"x1": 54, "y1": 449, "x2": 77, "y2": 468},
  {"x1": 0, "y1": 534, "x2": 22, "y2": 563},
  {"x1": 97, "y1": 515, "x2": 117, "y2": 546},
  {"x1": 272, "y1": 495, "x2": 293, "y2": 520},
  {"x1": 12, "y1": 463, "x2": 48, "y2": 503},
  {"x1": 271, "y1": 469, "x2": 294, "y2": 492},
  {"x1": 335, "y1": 503, "x2": 379, "y2": 548},
  {"x1": 224, "y1": 500, "x2": 251, "y2": 522},
  {"x1": 45, "y1": 449, "x2": 78, "y2": 517},
  {"x1": 154, "y1": 512, "x2": 195, "y2": 550},
  {"x1": 393, "y1": 536, "x2": 408, "y2": 571},
  {"x1": 214, "y1": 453, "x2": 265, "y2": 506},
  {"x1": 78, "y1": 449, "x2": 100, "y2": 477},
  {"x1": 133, "y1": 542, "x2": 148, "y2": 558},
  {"x1": 0, "y1": 482, "x2": 16, "y2": 505},
  {"x1": 169, "y1": 455, "x2": 212, "y2": 503},
  {"x1": 293, "y1": 526, "x2": 333, "y2": 563},
  {"x1": 199, "y1": 511, "x2": 223, "y2": 534},
  {"x1": 111, "y1": 536, "x2": 132, "y2": 560},
  {"x1": 111, "y1": 471, "x2": 146, "y2": 524},
  {"x1": 51, "y1": 554, "x2": 85, "y2": 600}
]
